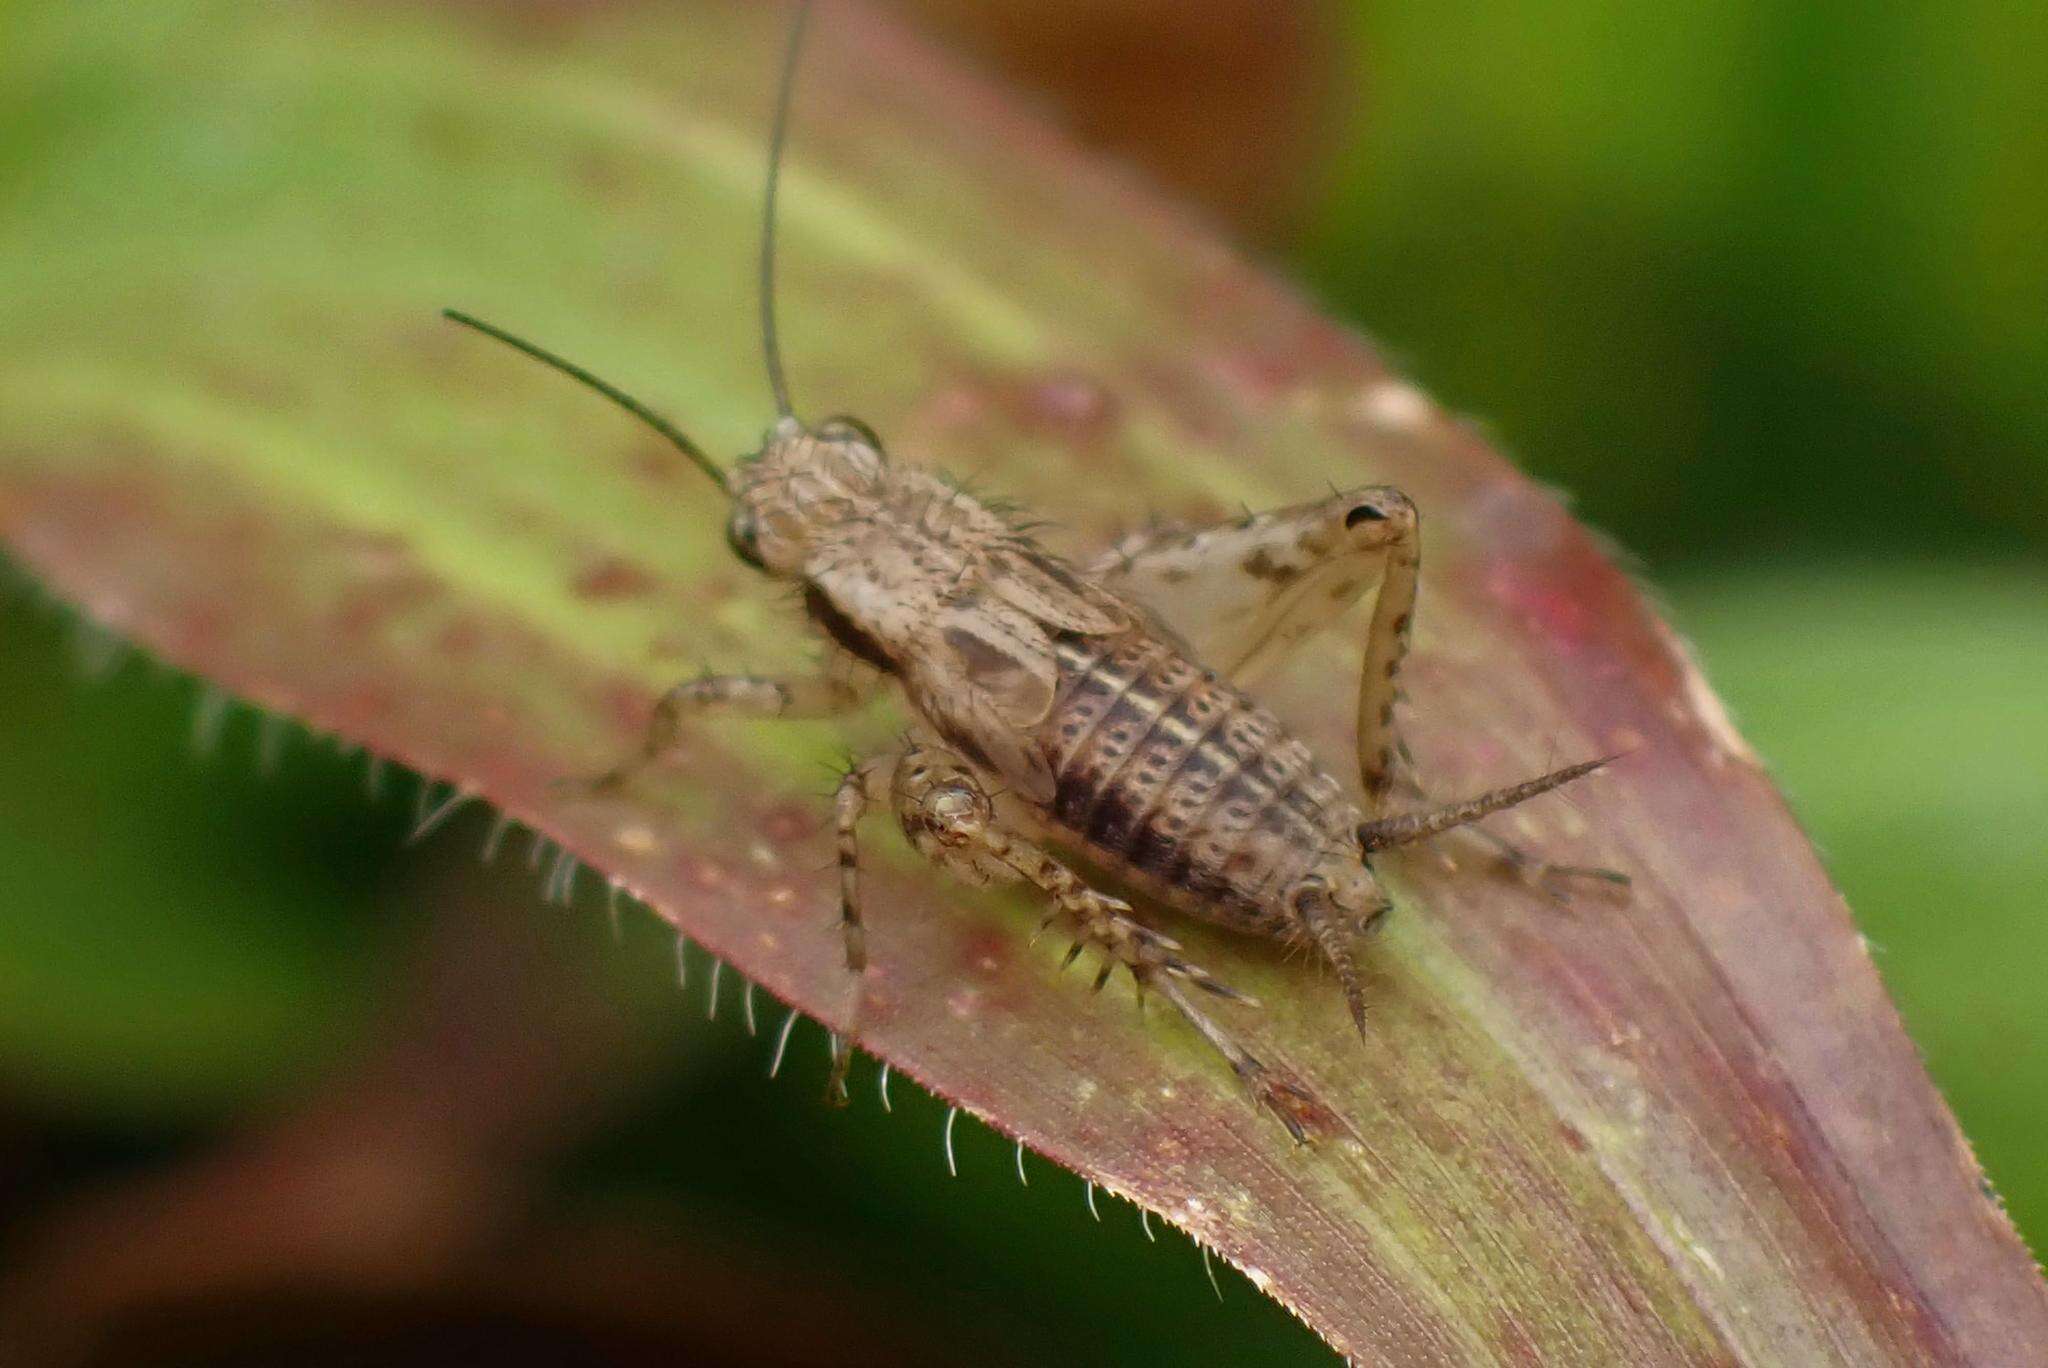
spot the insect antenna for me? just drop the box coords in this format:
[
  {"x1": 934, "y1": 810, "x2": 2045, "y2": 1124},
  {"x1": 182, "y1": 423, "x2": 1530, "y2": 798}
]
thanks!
[
  {"x1": 758, "y1": 0, "x2": 815, "y2": 421},
  {"x1": 440, "y1": 308, "x2": 729, "y2": 495}
]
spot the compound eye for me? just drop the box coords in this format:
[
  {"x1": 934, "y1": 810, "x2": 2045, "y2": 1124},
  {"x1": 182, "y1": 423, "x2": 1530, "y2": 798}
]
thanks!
[
  {"x1": 818, "y1": 413, "x2": 885, "y2": 453},
  {"x1": 726, "y1": 509, "x2": 766, "y2": 571},
  {"x1": 1286, "y1": 876, "x2": 1331, "y2": 916},
  {"x1": 1345, "y1": 502, "x2": 1389, "y2": 528}
]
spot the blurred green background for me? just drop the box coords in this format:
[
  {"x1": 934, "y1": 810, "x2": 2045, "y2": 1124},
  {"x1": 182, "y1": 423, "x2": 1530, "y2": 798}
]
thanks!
[{"x1": 1, "y1": 1, "x2": 2041, "y2": 1363}]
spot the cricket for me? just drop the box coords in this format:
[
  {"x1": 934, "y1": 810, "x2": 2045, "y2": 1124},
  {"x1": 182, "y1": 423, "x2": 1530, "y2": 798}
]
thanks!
[{"x1": 443, "y1": 1, "x2": 1625, "y2": 1140}]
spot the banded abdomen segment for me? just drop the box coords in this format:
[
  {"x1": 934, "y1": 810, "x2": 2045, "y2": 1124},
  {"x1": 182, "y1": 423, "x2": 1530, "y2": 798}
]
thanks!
[{"x1": 1043, "y1": 633, "x2": 1355, "y2": 933}]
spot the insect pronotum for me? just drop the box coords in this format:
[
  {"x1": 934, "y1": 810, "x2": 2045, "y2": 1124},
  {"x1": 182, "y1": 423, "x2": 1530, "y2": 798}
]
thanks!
[{"x1": 443, "y1": 0, "x2": 1625, "y2": 1140}]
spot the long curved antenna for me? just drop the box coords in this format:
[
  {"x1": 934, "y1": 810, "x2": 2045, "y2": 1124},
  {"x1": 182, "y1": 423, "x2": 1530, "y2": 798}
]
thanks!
[
  {"x1": 441, "y1": 309, "x2": 728, "y2": 495},
  {"x1": 759, "y1": 0, "x2": 815, "y2": 421}
]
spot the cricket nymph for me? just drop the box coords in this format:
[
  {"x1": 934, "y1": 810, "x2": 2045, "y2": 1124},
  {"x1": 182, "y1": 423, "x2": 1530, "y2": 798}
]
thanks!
[
  {"x1": 444, "y1": 2, "x2": 1623, "y2": 1139},
  {"x1": 710, "y1": 415, "x2": 1614, "y2": 1133}
]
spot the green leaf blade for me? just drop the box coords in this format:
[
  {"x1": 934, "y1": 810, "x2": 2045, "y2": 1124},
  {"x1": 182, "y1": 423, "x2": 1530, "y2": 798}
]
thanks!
[{"x1": 3, "y1": 2, "x2": 2042, "y2": 1361}]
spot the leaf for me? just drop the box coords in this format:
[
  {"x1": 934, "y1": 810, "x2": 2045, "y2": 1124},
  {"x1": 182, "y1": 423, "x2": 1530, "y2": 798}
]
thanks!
[{"x1": 2, "y1": 2, "x2": 2043, "y2": 1361}]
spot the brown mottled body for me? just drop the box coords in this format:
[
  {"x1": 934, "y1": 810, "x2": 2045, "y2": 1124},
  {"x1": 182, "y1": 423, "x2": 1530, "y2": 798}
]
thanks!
[
  {"x1": 480, "y1": 408, "x2": 1616, "y2": 1135},
  {"x1": 450, "y1": 1, "x2": 1622, "y2": 1137},
  {"x1": 709, "y1": 424, "x2": 1610, "y2": 1124},
  {"x1": 457, "y1": 406, "x2": 1619, "y2": 1139},
  {"x1": 1043, "y1": 631, "x2": 1359, "y2": 942}
]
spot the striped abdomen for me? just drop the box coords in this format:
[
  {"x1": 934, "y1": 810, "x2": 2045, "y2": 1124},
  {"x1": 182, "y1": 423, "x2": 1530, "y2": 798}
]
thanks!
[{"x1": 1041, "y1": 632, "x2": 1359, "y2": 934}]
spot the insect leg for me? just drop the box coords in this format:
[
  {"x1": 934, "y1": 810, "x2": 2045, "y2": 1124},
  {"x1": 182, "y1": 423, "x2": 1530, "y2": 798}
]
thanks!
[
  {"x1": 1084, "y1": 488, "x2": 1420, "y2": 813},
  {"x1": 574, "y1": 653, "x2": 877, "y2": 794},
  {"x1": 1369, "y1": 755, "x2": 1631, "y2": 899},
  {"x1": 825, "y1": 749, "x2": 897, "y2": 1103},
  {"x1": 1401, "y1": 806, "x2": 1632, "y2": 900},
  {"x1": 1463, "y1": 826, "x2": 1633, "y2": 898},
  {"x1": 1094, "y1": 497, "x2": 1625, "y2": 895},
  {"x1": 890, "y1": 739, "x2": 1320, "y2": 1141}
]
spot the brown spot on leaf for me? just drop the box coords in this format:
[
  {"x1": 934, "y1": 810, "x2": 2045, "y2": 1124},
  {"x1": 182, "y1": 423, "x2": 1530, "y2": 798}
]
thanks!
[
  {"x1": 960, "y1": 926, "x2": 1015, "y2": 979},
  {"x1": 435, "y1": 620, "x2": 485, "y2": 657},
  {"x1": 946, "y1": 368, "x2": 1123, "y2": 446},
  {"x1": 333, "y1": 575, "x2": 436, "y2": 641},
  {"x1": 627, "y1": 438, "x2": 695, "y2": 486},
  {"x1": 572, "y1": 144, "x2": 635, "y2": 198},
  {"x1": 597, "y1": 679, "x2": 650, "y2": 735},
  {"x1": 572, "y1": 556, "x2": 658, "y2": 601},
  {"x1": 758, "y1": 801, "x2": 818, "y2": 846},
  {"x1": 1011, "y1": 371, "x2": 1118, "y2": 442}
]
